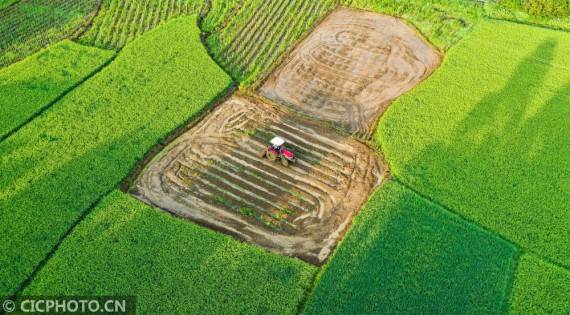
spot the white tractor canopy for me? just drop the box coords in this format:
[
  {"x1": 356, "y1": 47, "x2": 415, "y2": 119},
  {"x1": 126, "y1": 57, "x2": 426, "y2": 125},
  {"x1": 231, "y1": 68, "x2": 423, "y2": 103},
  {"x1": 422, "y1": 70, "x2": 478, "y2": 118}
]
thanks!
[{"x1": 270, "y1": 136, "x2": 285, "y2": 146}]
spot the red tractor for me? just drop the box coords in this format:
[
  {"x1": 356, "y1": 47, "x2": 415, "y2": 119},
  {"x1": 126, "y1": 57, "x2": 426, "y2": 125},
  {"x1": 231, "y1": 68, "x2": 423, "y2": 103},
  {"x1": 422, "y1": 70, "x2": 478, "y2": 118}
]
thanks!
[{"x1": 259, "y1": 136, "x2": 296, "y2": 167}]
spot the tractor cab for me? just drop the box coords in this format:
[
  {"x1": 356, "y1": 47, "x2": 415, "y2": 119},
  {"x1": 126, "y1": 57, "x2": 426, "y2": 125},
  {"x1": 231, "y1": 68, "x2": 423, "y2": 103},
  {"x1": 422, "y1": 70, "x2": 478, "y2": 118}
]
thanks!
[
  {"x1": 259, "y1": 136, "x2": 296, "y2": 167},
  {"x1": 270, "y1": 136, "x2": 285, "y2": 151}
]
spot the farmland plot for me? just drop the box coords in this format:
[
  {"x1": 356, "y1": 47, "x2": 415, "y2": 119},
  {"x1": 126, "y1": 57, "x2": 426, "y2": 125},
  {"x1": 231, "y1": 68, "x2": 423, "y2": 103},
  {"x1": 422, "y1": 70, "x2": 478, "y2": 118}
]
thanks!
[
  {"x1": 133, "y1": 95, "x2": 383, "y2": 264},
  {"x1": 261, "y1": 8, "x2": 440, "y2": 136},
  {"x1": 80, "y1": 0, "x2": 202, "y2": 50},
  {"x1": 206, "y1": 0, "x2": 338, "y2": 84},
  {"x1": 24, "y1": 190, "x2": 316, "y2": 314},
  {"x1": 0, "y1": 39, "x2": 114, "y2": 139},
  {"x1": 377, "y1": 19, "x2": 570, "y2": 269},
  {"x1": 0, "y1": 0, "x2": 100, "y2": 67},
  {"x1": 0, "y1": 16, "x2": 231, "y2": 295}
]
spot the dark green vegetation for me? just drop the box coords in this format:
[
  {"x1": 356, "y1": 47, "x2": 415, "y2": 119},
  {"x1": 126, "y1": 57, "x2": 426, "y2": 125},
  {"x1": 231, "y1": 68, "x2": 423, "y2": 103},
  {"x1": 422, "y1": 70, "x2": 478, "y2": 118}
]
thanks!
[
  {"x1": 0, "y1": 0, "x2": 100, "y2": 67},
  {"x1": 79, "y1": 0, "x2": 202, "y2": 50},
  {"x1": 509, "y1": 254, "x2": 570, "y2": 314},
  {"x1": 303, "y1": 180, "x2": 518, "y2": 314},
  {"x1": 0, "y1": 15, "x2": 232, "y2": 295},
  {"x1": 377, "y1": 19, "x2": 570, "y2": 269},
  {"x1": 24, "y1": 190, "x2": 316, "y2": 314},
  {"x1": 0, "y1": 39, "x2": 114, "y2": 139}
]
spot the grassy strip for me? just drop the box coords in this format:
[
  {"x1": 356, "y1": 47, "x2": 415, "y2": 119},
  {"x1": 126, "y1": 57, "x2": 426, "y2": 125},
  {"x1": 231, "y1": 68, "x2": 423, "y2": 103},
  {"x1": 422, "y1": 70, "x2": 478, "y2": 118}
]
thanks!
[
  {"x1": 79, "y1": 0, "x2": 203, "y2": 50},
  {"x1": 0, "y1": 0, "x2": 18, "y2": 10},
  {"x1": 0, "y1": 0, "x2": 99, "y2": 68},
  {"x1": 509, "y1": 253, "x2": 570, "y2": 314},
  {"x1": 0, "y1": 15, "x2": 232, "y2": 295},
  {"x1": 485, "y1": 1, "x2": 570, "y2": 31},
  {"x1": 23, "y1": 190, "x2": 316, "y2": 314},
  {"x1": 377, "y1": 19, "x2": 570, "y2": 268},
  {"x1": 342, "y1": 0, "x2": 484, "y2": 51},
  {"x1": 303, "y1": 180, "x2": 518, "y2": 314},
  {"x1": 0, "y1": 39, "x2": 114, "y2": 139}
]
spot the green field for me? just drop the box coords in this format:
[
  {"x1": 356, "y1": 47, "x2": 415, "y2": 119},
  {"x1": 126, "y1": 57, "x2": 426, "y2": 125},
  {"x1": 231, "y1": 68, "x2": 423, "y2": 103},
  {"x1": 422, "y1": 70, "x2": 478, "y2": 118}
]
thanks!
[
  {"x1": 79, "y1": 0, "x2": 202, "y2": 50},
  {"x1": 377, "y1": 19, "x2": 570, "y2": 269},
  {"x1": 0, "y1": 39, "x2": 114, "y2": 139},
  {"x1": 303, "y1": 180, "x2": 518, "y2": 314},
  {"x1": 0, "y1": 0, "x2": 99, "y2": 67},
  {"x1": 24, "y1": 190, "x2": 316, "y2": 314},
  {"x1": 0, "y1": 15, "x2": 231, "y2": 295},
  {"x1": 509, "y1": 254, "x2": 570, "y2": 314},
  {"x1": 1, "y1": 0, "x2": 569, "y2": 313}
]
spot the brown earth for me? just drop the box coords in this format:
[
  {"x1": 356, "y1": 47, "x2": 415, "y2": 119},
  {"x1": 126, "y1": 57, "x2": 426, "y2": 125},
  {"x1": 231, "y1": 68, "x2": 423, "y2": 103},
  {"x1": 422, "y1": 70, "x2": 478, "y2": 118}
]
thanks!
[
  {"x1": 132, "y1": 95, "x2": 383, "y2": 264},
  {"x1": 260, "y1": 7, "x2": 441, "y2": 136}
]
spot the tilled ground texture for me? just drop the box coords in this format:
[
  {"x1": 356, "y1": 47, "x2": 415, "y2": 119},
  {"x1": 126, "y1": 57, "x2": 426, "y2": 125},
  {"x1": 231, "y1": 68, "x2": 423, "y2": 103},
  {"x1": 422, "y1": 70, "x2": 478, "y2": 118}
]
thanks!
[
  {"x1": 260, "y1": 8, "x2": 441, "y2": 136},
  {"x1": 133, "y1": 95, "x2": 383, "y2": 264}
]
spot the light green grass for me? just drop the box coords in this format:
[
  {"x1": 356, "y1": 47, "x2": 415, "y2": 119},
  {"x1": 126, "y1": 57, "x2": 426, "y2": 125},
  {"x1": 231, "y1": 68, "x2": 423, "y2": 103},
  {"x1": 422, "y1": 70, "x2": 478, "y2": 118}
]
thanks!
[
  {"x1": 377, "y1": 19, "x2": 570, "y2": 268},
  {"x1": 0, "y1": 15, "x2": 232, "y2": 295},
  {"x1": 79, "y1": 0, "x2": 203, "y2": 50},
  {"x1": 0, "y1": 39, "x2": 114, "y2": 139},
  {"x1": 24, "y1": 190, "x2": 316, "y2": 314},
  {"x1": 303, "y1": 180, "x2": 518, "y2": 314},
  {"x1": 509, "y1": 254, "x2": 570, "y2": 314}
]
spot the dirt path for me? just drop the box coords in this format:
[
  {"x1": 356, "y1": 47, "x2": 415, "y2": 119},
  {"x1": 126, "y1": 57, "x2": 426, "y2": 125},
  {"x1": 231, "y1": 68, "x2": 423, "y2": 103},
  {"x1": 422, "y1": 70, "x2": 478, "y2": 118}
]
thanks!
[
  {"x1": 260, "y1": 8, "x2": 441, "y2": 136},
  {"x1": 133, "y1": 95, "x2": 383, "y2": 264}
]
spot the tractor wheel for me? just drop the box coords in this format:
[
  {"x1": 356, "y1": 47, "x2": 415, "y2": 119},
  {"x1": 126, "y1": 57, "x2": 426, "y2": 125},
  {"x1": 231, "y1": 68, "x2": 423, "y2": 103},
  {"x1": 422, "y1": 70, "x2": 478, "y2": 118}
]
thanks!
[
  {"x1": 266, "y1": 151, "x2": 277, "y2": 161},
  {"x1": 281, "y1": 158, "x2": 289, "y2": 167}
]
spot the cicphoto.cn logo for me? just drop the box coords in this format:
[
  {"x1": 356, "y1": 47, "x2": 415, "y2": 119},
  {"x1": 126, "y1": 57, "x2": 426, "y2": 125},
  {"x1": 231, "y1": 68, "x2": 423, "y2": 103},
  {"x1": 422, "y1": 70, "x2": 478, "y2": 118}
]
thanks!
[{"x1": 1, "y1": 296, "x2": 136, "y2": 314}]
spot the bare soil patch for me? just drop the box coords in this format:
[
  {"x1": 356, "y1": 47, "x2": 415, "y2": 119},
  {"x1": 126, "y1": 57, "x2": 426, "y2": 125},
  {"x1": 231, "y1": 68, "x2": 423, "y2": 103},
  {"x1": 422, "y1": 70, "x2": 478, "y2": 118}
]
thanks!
[
  {"x1": 132, "y1": 95, "x2": 383, "y2": 264},
  {"x1": 260, "y1": 8, "x2": 441, "y2": 136}
]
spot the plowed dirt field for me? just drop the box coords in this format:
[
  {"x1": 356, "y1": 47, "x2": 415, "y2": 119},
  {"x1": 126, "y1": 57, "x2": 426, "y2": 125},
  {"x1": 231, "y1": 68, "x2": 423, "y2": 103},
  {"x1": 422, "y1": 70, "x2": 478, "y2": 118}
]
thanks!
[
  {"x1": 260, "y1": 8, "x2": 440, "y2": 136},
  {"x1": 133, "y1": 95, "x2": 383, "y2": 264}
]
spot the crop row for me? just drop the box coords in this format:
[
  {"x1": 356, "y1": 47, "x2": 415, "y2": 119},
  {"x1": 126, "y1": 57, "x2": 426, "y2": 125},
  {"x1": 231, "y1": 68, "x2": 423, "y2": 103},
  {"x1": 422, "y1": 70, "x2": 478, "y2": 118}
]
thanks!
[
  {"x1": 0, "y1": 15, "x2": 232, "y2": 296},
  {"x1": 206, "y1": 0, "x2": 338, "y2": 85},
  {"x1": 0, "y1": 0, "x2": 99, "y2": 67},
  {"x1": 201, "y1": 0, "x2": 243, "y2": 33},
  {"x1": 80, "y1": 0, "x2": 202, "y2": 50}
]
